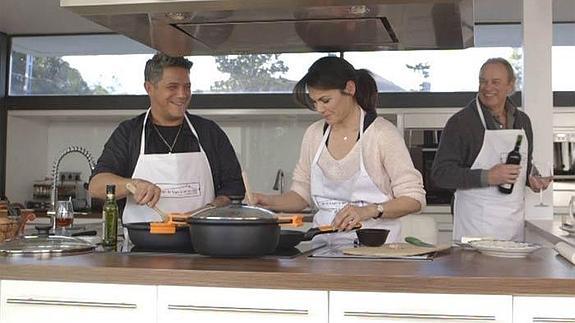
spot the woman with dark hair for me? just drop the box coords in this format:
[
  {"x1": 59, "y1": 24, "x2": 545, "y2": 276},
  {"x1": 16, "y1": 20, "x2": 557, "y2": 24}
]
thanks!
[{"x1": 253, "y1": 56, "x2": 425, "y2": 245}]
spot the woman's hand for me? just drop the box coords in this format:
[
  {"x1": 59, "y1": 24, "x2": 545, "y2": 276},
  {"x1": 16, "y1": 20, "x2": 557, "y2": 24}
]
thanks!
[{"x1": 332, "y1": 204, "x2": 377, "y2": 231}]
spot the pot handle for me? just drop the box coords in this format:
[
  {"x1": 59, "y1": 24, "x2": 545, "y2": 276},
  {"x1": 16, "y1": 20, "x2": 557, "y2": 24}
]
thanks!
[{"x1": 277, "y1": 215, "x2": 304, "y2": 227}]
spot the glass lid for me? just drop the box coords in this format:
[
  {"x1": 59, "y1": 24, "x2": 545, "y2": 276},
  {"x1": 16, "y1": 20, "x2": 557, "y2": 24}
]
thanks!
[
  {"x1": 191, "y1": 203, "x2": 277, "y2": 222},
  {"x1": 0, "y1": 235, "x2": 96, "y2": 256}
]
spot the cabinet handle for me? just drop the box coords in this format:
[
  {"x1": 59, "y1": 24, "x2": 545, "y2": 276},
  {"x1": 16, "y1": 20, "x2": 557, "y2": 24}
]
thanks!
[
  {"x1": 168, "y1": 304, "x2": 308, "y2": 316},
  {"x1": 344, "y1": 311, "x2": 495, "y2": 321},
  {"x1": 6, "y1": 298, "x2": 137, "y2": 309},
  {"x1": 533, "y1": 318, "x2": 575, "y2": 323}
]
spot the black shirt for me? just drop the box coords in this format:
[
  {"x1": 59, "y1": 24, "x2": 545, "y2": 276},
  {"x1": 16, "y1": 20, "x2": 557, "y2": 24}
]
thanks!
[{"x1": 92, "y1": 112, "x2": 245, "y2": 210}]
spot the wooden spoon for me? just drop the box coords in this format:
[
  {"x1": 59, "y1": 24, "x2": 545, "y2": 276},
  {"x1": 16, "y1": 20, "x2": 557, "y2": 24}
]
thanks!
[{"x1": 241, "y1": 171, "x2": 254, "y2": 206}]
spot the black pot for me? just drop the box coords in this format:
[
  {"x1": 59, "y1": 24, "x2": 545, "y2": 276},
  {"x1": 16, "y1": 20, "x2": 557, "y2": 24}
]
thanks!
[
  {"x1": 186, "y1": 201, "x2": 285, "y2": 257},
  {"x1": 188, "y1": 219, "x2": 279, "y2": 257},
  {"x1": 124, "y1": 222, "x2": 193, "y2": 252}
]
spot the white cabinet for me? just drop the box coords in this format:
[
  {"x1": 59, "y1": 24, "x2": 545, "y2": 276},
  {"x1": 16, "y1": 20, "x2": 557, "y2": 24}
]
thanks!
[
  {"x1": 514, "y1": 296, "x2": 575, "y2": 323},
  {"x1": 158, "y1": 286, "x2": 328, "y2": 323},
  {"x1": 0, "y1": 280, "x2": 156, "y2": 323},
  {"x1": 330, "y1": 291, "x2": 512, "y2": 322}
]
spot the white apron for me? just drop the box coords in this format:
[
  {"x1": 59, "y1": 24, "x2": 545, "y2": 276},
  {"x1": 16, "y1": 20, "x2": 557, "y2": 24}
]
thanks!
[
  {"x1": 123, "y1": 109, "x2": 215, "y2": 224},
  {"x1": 310, "y1": 110, "x2": 401, "y2": 246},
  {"x1": 453, "y1": 98, "x2": 527, "y2": 241}
]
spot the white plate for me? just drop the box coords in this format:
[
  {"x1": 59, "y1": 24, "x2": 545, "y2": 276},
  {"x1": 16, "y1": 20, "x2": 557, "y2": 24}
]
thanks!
[
  {"x1": 469, "y1": 240, "x2": 541, "y2": 258},
  {"x1": 560, "y1": 224, "x2": 575, "y2": 234}
]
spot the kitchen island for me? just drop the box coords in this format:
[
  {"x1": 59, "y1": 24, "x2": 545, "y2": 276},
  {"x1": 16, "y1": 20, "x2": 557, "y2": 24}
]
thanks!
[{"x1": 1, "y1": 224, "x2": 575, "y2": 323}]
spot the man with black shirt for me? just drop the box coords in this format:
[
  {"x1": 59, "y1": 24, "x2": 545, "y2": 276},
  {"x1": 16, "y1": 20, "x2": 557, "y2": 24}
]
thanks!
[
  {"x1": 89, "y1": 53, "x2": 244, "y2": 224},
  {"x1": 431, "y1": 58, "x2": 548, "y2": 241}
]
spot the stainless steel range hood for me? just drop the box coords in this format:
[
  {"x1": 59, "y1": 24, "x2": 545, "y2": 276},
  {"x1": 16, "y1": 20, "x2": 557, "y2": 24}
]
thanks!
[{"x1": 60, "y1": 0, "x2": 474, "y2": 56}]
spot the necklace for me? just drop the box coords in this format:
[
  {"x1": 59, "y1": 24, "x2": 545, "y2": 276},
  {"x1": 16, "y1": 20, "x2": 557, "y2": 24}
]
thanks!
[{"x1": 153, "y1": 122, "x2": 184, "y2": 153}]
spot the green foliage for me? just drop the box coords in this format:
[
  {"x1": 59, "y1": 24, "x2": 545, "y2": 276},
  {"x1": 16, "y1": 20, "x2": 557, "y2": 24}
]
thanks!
[
  {"x1": 406, "y1": 62, "x2": 431, "y2": 92},
  {"x1": 210, "y1": 54, "x2": 294, "y2": 92},
  {"x1": 508, "y1": 49, "x2": 523, "y2": 90},
  {"x1": 10, "y1": 52, "x2": 108, "y2": 95}
]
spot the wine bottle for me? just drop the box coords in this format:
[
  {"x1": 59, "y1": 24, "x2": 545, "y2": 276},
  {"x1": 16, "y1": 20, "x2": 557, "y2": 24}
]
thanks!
[
  {"x1": 102, "y1": 184, "x2": 119, "y2": 250},
  {"x1": 498, "y1": 135, "x2": 523, "y2": 194}
]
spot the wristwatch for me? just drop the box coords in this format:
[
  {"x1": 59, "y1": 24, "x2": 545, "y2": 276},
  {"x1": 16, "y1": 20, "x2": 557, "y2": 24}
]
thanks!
[{"x1": 374, "y1": 203, "x2": 384, "y2": 219}]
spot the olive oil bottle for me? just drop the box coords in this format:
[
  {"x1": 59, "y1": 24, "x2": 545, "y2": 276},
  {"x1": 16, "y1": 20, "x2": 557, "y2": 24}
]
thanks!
[{"x1": 102, "y1": 184, "x2": 119, "y2": 250}]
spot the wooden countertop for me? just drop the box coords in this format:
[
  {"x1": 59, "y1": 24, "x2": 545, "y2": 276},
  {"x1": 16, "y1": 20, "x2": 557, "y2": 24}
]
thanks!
[{"x1": 1, "y1": 243, "x2": 574, "y2": 295}]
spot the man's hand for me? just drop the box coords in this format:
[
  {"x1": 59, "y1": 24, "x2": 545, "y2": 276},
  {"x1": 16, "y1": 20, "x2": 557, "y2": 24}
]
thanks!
[
  {"x1": 129, "y1": 179, "x2": 161, "y2": 208},
  {"x1": 488, "y1": 163, "x2": 522, "y2": 186}
]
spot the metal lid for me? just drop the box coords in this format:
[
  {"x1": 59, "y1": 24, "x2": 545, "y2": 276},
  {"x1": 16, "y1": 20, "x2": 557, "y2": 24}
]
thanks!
[
  {"x1": 188, "y1": 203, "x2": 278, "y2": 224},
  {"x1": 0, "y1": 235, "x2": 96, "y2": 257}
]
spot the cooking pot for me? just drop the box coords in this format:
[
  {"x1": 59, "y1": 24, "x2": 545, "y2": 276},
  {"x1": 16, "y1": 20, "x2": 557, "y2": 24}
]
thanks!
[
  {"x1": 124, "y1": 222, "x2": 193, "y2": 252},
  {"x1": 187, "y1": 198, "x2": 301, "y2": 257}
]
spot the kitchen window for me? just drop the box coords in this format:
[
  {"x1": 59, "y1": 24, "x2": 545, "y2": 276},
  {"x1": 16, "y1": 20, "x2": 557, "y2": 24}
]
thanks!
[{"x1": 8, "y1": 35, "x2": 575, "y2": 96}]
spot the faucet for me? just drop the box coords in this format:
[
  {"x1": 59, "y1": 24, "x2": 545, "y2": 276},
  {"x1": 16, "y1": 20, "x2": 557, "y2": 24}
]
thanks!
[
  {"x1": 50, "y1": 146, "x2": 96, "y2": 230},
  {"x1": 273, "y1": 169, "x2": 285, "y2": 194}
]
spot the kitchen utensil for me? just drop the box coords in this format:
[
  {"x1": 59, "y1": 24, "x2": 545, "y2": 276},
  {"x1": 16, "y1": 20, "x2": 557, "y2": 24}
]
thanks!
[
  {"x1": 405, "y1": 236, "x2": 436, "y2": 248},
  {"x1": 187, "y1": 197, "x2": 304, "y2": 257},
  {"x1": 356, "y1": 228, "x2": 390, "y2": 247},
  {"x1": 124, "y1": 222, "x2": 193, "y2": 252},
  {"x1": 277, "y1": 223, "x2": 362, "y2": 250},
  {"x1": 342, "y1": 243, "x2": 450, "y2": 257},
  {"x1": 241, "y1": 170, "x2": 254, "y2": 205},
  {"x1": 125, "y1": 182, "x2": 184, "y2": 234},
  {"x1": 0, "y1": 235, "x2": 95, "y2": 257}
]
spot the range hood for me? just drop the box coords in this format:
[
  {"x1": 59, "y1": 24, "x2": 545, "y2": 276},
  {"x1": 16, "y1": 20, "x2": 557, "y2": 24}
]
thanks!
[{"x1": 60, "y1": 0, "x2": 474, "y2": 56}]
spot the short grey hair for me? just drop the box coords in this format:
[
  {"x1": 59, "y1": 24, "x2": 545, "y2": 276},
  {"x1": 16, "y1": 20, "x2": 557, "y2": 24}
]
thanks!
[
  {"x1": 479, "y1": 57, "x2": 517, "y2": 83},
  {"x1": 144, "y1": 53, "x2": 193, "y2": 84}
]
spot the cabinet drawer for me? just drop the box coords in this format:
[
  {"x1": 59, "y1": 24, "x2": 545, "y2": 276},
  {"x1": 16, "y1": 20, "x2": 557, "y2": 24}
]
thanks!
[
  {"x1": 514, "y1": 296, "x2": 575, "y2": 323},
  {"x1": 330, "y1": 292, "x2": 512, "y2": 322},
  {"x1": 0, "y1": 280, "x2": 156, "y2": 323},
  {"x1": 158, "y1": 286, "x2": 328, "y2": 323}
]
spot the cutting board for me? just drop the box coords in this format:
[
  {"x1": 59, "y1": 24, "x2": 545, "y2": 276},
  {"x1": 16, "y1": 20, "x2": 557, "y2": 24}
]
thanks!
[{"x1": 342, "y1": 243, "x2": 451, "y2": 257}]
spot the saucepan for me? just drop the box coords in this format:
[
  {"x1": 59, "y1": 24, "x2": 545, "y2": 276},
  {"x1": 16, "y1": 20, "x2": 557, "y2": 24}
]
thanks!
[
  {"x1": 187, "y1": 197, "x2": 303, "y2": 257},
  {"x1": 277, "y1": 223, "x2": 362, "y2": 249},
  {"x1": 124, "y1": 221, "x2": 193, "y2": 251}
]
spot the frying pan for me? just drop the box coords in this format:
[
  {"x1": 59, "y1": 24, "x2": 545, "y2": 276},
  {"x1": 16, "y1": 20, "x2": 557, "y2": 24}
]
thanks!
[
  {"x1": 124, "y1": 222, "x2": 193, "y2": 252},
  {"x1": 277, "y1": 224, "x2": 361, "y2": 250}
]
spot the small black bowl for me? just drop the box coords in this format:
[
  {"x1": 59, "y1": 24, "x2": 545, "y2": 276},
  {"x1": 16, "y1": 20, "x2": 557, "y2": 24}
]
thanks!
[{"x1": 356, "y1": 228, "x2": 390, "y2": 247}]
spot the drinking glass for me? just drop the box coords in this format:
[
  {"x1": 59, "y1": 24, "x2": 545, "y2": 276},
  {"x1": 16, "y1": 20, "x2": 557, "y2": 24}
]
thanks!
[
  {"x1": 530, "y1": 161, "x2": 553, "y2": 207},
  {"x1": 55, "y1": 200, "x2": 74, "y2": 229}
]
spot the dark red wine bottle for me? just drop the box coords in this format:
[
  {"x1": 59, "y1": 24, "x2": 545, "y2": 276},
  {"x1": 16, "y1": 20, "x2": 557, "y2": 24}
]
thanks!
[{"x1": 498, "y1": 135, "x2": 523, "y2": 194}]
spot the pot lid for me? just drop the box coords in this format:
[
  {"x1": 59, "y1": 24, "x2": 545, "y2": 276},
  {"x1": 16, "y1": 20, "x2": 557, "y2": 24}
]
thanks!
[
  {"x1": 189, "y1": 202, "x2": 278, "y2": 224},
  {"x1": 0, "y1": 235, "x2": 96, "y2": 257}
]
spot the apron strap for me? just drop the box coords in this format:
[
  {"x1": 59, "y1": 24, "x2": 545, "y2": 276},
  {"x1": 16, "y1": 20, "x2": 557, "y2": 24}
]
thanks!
[{"x1": 475, "y1": 95, "x2": 488, "y2": 130}]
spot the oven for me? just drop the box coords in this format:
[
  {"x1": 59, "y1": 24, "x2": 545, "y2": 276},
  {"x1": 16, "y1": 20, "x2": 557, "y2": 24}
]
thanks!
[
  {"x1": 406, "y1": 129, "x2": 453, "y2": 205},
  {"x1": 553, "y1": 132, "x2": 575, "y2": 207}
]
